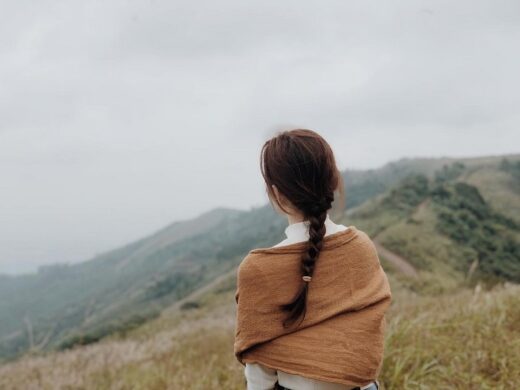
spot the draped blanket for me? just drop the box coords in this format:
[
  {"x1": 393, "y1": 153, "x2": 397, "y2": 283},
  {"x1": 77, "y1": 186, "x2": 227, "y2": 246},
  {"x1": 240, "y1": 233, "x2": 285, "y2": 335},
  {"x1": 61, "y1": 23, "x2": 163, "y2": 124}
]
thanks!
[{"x1": 234, "y1": 226, "x2": 392, "y2": 387}]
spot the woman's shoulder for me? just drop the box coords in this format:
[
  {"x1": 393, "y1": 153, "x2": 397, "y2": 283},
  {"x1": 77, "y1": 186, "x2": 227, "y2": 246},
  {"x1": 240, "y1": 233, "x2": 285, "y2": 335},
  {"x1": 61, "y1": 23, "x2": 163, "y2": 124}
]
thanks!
[
  {"x1": 349, "y1": 227, "x2": 378, "y2": 251},
  {"x1": 236, "y1": 252, "x2": 255, "y2": 273},
  {"x1": 342, "y1": 227, "x2": 382, "y2": 265},
  {"x1": 236, "y1": 251, "x2": 266, "y2": 281}
]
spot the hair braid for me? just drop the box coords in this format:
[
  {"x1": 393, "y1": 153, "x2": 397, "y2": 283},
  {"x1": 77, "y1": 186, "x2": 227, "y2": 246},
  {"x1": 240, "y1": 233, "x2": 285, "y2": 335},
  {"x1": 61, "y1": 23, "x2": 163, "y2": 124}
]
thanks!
[{"x1": 279, "y1": 194, "x2": 332, "y2": 329}]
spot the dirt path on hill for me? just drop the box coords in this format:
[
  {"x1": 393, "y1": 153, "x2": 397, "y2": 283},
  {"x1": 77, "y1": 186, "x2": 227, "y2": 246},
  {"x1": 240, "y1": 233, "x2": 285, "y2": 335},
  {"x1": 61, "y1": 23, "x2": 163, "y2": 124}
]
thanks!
[{"x1": 373, "y1": 239, "x2": 419, "y2": 278}]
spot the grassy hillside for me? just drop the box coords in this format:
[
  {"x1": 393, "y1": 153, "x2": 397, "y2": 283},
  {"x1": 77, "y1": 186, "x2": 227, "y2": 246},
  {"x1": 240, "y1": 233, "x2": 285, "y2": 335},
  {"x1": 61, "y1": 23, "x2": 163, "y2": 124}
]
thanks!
[
  {"x1": 345, "y1": 157, "x2": 520, "y2": 292},
  {"x1": 1, "y1": 269, "x2": 518, "y2": 389},
  {"x1": 463, "y1": 157, "x2": 520, "y2": 223}
]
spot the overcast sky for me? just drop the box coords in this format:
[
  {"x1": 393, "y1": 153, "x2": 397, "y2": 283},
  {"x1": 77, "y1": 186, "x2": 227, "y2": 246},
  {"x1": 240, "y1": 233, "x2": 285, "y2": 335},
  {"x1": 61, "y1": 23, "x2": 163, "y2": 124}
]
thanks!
[{"x1": 1, "y1": 0, "x2": 519, "y2": 274}]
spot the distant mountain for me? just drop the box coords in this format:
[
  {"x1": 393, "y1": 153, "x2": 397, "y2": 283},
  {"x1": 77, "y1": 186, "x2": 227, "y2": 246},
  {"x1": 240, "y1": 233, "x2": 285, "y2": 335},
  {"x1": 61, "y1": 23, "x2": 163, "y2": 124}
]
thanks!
[{"x1": 1, "y1": 153, "x2": 518, "y2": 362}]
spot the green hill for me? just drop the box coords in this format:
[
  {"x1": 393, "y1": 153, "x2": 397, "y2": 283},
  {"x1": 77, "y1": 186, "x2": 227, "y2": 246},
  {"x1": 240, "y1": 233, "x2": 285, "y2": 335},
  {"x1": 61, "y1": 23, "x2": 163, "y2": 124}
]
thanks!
[{"x1": 346, "y1": 156, "x2": 520, "y2": 292}]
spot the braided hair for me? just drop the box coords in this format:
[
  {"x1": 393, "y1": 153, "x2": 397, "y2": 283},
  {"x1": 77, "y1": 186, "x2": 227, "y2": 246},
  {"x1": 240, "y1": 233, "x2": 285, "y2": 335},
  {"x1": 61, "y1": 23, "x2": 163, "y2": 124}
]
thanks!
[{"x1": 260, "y1": 129, "x2": 345, "y2": 328}]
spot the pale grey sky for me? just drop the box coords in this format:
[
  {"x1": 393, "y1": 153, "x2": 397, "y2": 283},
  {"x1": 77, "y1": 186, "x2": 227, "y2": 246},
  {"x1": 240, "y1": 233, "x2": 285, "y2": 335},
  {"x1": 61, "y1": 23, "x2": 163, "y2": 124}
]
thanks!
[{"x1": 1, "y1": 0, "x2": 519, "y2": 274}]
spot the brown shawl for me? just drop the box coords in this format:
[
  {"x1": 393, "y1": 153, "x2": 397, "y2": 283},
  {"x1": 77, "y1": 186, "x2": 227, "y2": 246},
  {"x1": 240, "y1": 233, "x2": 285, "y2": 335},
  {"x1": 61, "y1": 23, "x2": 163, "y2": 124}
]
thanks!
[{"x1": 234, "y1": 225, "x2": 392, "y2": 387}]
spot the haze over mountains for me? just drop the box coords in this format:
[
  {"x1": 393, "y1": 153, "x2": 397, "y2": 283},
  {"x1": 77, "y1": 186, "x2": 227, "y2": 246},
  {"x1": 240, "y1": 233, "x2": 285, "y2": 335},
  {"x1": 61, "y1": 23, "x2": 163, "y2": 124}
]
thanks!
[{"x1": 1, "y1": 152, "x2": 518, "y2": 364}]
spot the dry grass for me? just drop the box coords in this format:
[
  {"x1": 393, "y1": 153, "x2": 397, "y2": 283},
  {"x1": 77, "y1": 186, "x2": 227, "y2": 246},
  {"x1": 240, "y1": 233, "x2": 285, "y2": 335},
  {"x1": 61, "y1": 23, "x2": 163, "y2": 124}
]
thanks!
[
  {"x1": 382, "y1": 283, "x2": 520, "y2": 389},
  {"x1": 1, "y1": 280, "x2": 519, "y2": 389}
]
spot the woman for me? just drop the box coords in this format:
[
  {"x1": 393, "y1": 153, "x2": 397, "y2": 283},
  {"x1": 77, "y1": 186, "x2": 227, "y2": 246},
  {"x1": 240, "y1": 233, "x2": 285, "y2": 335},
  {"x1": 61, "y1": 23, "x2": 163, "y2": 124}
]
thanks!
[{"x1": 234, "y1": 129, "x2": 391, "y2": 390}]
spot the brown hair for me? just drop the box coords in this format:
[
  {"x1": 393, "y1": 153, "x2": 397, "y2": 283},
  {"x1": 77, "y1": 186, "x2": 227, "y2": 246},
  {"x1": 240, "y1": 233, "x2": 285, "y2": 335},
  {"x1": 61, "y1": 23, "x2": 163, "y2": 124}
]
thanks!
[{"x1": 260, "y1": 129, "x2": 345, "y2": 328}]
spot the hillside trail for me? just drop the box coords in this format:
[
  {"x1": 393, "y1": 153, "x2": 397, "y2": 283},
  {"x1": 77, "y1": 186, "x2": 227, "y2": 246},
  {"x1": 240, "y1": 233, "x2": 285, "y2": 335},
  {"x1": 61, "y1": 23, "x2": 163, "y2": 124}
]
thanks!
[
  {"x1": 344, "y1": 203, "x2": 420, "y2": 278},
  {"x1": 371, "y1": 198, "x2": 426, "y2": 278},
  {"x1": 372, "y1": 239, "x2": 418, "y2": 278}
]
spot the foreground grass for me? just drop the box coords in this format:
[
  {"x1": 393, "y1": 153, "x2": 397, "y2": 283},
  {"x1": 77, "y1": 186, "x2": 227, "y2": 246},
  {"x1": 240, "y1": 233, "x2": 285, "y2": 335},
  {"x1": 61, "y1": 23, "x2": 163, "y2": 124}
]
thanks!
[
  {"x1": 382, "y1": 283, "x2": 520, "y2": 388},
  {"x1": 0, "y1": 278, "x2": 519, "y2": 389}
]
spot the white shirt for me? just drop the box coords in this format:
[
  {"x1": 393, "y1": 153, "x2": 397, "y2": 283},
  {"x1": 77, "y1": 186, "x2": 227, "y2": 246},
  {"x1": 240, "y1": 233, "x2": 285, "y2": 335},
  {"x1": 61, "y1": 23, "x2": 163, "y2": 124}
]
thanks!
[{"x1": 244, "y1": 214, "x2": 374, "y2": 390}]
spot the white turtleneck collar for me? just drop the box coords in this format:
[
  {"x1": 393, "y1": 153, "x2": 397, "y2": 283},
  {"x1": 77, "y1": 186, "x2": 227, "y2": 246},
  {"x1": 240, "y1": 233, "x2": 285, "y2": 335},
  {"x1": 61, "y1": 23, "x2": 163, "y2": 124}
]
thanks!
[{"x1": 272, "y1": 213, "x2": 349, "y2": 248}]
